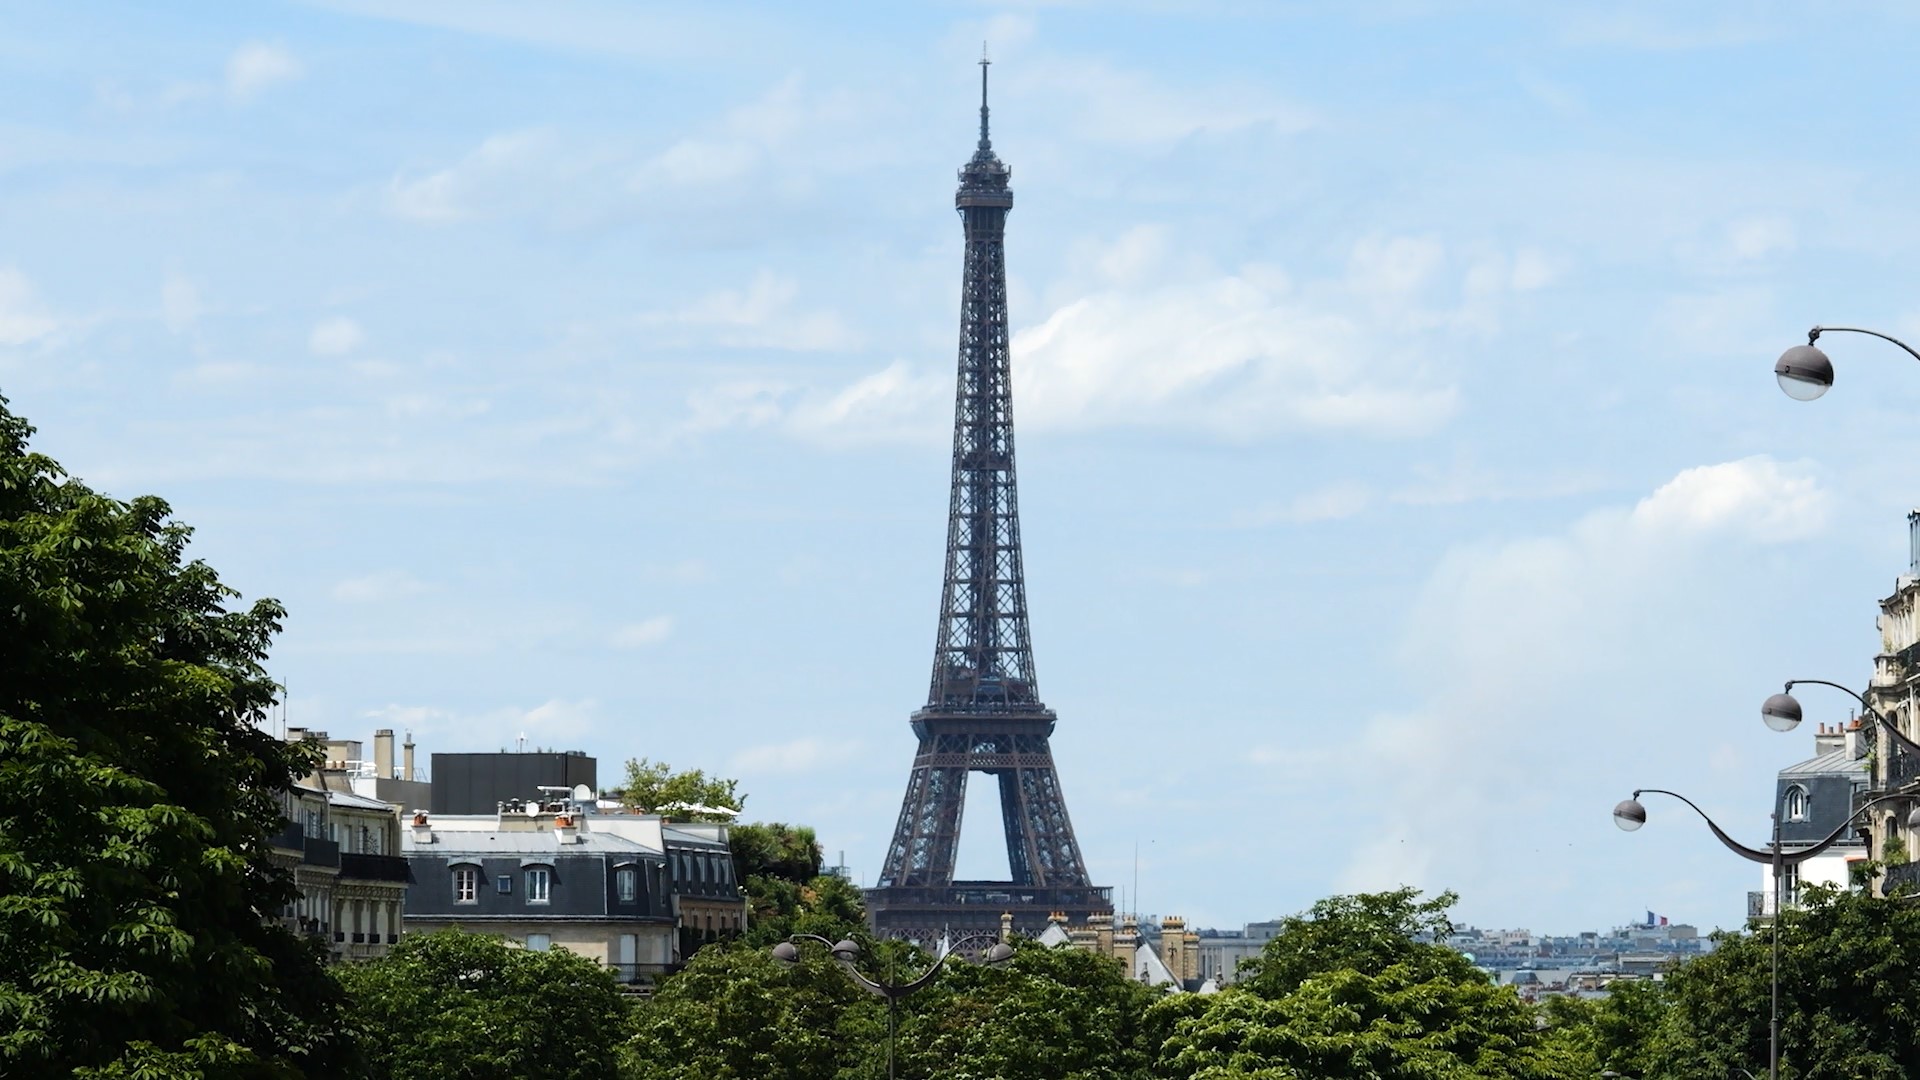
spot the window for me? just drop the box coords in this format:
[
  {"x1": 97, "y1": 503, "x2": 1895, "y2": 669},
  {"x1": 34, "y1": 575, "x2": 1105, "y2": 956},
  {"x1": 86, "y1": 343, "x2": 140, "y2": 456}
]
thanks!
[
  {"x1": 1784, "y1": 784, "x2": 1809, "y2": 822},
  {"x1": 525, "y1": 933, "x2": 550, "y2": 952},
  {"x1": 1782, "y1": 862, "x2": 1801, "y2": 908},
  {"x1": 526, "y1": 867, "x2": 551, "y2": 904},
  {"x1": 453, "y1": 867, "x2": 478, "y2": 904},
  {"x1": 497, "y1": 875, "x2": 513, "y2": 895},
  {"x1": 616, "y1": 867, "x2": 637, "y2": 903}
]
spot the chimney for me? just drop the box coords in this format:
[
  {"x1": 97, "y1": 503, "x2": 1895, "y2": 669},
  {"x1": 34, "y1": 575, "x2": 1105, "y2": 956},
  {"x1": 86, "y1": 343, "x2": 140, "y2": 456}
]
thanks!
[
  {"x1": 554, "y1": 812, "x2": 580, "y2": 844},
  {"x1": 1813, "y1": 721, "x2": 1844, "y2": 757},
  {"x1": 409, "y1": 811, "x2": 433, "y2": 844},
  {"x1": 1114, "y1": 915, "x2": 1139, "y2": 963},
  {"x1": 1090, "y1": 912, "x2": 1114, "y2": 958},
  {"x1": 374, "y1": 729, "x2": 395, "y2": 779},
  {"x1": 1161, "y1": 916, "x2": 1186, "y2": 983},
  {"x1": 402, "y1": 732, "x2": 416, "y2": 780}
]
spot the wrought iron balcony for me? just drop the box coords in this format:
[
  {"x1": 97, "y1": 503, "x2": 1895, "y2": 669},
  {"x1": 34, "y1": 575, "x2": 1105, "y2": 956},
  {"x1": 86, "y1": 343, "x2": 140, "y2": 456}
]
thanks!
[
  {"x1": 1886, "y1": 861, "x2": 1920, "y2": 896},
  {"x1": 339, "y1": 852, "x2": 410, "y2": 882},
  {"x1": 301, "y1": 836, "x2": 340, "y2": 869}
]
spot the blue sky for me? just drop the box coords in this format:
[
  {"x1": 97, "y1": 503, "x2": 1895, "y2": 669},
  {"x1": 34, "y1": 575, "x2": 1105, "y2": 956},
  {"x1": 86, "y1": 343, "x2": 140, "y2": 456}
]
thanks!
[{"x1": 9, "y1": 0, "x2": 1920, "y2": 935}]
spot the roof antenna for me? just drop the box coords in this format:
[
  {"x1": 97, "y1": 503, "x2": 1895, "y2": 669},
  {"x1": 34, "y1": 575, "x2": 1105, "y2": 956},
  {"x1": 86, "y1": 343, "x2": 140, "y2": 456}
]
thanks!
[{"x1": 978, "y1": 41, "x2": 992, "y2": 149}]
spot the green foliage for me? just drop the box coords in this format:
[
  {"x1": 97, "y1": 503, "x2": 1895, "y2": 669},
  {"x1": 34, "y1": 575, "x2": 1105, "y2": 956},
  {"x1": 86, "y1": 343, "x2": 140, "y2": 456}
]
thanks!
[
  {"x1": 335, "y1": 929, "x2": 634, "y2": 1080},
  {"x1": 618, "y1": 758, "x2": 743, "y2": 820},
  {"x1": 1152, "y1": 964, "x2": 1576, "y2": 1079},
  {"x1": 1236, "y1": 887, "x2": 1466, "y2": 998},
  {"x1": 0, "y1": 396, "x2": 353, "y2": 1077},
  {"x1": 623, "y1": 941, "x2": 881, "y2": 1080},
  {"x1": 1155, "y1": 888, "x2": 1582, "y2": 1079},
  {"x1": 894, "y1": 940, "x2": 1160, "y2": 1080},
  {"x1": 731, "y1": 821, "x2": 824, "y2": 882},
  {"x1": 726, "y1": 821, "x2": 867, "y2": 947},
  {"x1": 1639, "y1": 884, "x2": 1920, "y2": 1079}
]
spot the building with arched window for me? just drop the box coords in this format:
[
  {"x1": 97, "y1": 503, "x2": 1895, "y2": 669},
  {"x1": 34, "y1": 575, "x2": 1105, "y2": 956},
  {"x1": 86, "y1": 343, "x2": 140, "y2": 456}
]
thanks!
[{"x1": 1758, "y1": 720, "x2": 1869, "y2": 917}]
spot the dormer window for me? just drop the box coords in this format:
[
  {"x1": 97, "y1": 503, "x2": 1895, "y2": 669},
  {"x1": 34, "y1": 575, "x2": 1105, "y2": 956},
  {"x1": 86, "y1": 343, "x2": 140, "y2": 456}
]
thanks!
[
  {"x1": 453, "y1": 867, "x2": 478, "y2": 904},
  {"x1": 1784, "y1": 784, "x2": 1809, "y2": 822}
]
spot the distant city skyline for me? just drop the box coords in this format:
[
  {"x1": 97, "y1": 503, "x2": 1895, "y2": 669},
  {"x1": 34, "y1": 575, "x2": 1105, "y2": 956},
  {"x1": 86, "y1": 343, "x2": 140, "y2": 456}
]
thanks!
[{"x1": 9, "y1": 2, "x2": 1920, "y2": 933}]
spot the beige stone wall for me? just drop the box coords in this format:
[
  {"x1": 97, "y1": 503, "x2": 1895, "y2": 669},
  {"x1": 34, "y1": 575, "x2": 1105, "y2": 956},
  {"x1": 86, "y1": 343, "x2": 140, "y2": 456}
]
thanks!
[{"x1": 405, "y1": 918, "x2": 675, "y2": 970}]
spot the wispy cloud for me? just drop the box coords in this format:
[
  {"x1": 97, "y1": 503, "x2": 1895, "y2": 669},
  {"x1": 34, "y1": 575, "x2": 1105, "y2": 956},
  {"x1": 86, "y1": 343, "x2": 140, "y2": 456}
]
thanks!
[
  {"x1": 227, "y1": 42, "x2": 305, "y2": 102},
  {"x1": 309, "y1": 316, "x2": 365, "y2": 356},
  {"x1": 732, "y1": 737, "x2": 859, "y2": 775},
  {"x1": 366, "y1": 697, "x2": 602, "y2": 750},
  {"x1": 0, "y1": 268, "x2": 61, "y2": 347},
  {"x1": 1333, "y1": 455, "x2": 1830, "y2": 900},
  {"x1": 331, "y1": 570, "x2": 430, "y2": 604},
  {"x1": 609, "y1": 616, "x2": 674, "y2": 649}
]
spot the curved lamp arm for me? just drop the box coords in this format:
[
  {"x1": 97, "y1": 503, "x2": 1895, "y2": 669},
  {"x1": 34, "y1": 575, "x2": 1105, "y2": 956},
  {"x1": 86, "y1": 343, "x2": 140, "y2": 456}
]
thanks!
[
  {"x1": 1634, "y1": 788, "x2": 1916, "y2": 867},
  {"x1": 781, "y1": 932, "x2": 1007, "y2": 1002},
  {"x1": 1784, "y1": 679, "x2": 1920, "y2": 758},
  {"x1": 1808, "y1": 326, "x2": 1920, "y2": 364}
]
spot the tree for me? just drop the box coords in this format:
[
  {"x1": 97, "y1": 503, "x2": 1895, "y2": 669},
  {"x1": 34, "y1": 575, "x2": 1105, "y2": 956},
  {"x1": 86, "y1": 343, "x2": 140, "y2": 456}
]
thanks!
[
  {"x1": 1150, "y1": 964, "x2": 1576, "y2": 1080},
  {"x1": 1151, "y1": 889, "x2": 1583, "y2": 1080},
  {"x1": 0, "y1": 396, "x2": 354, "y2": 1077},
  {"x1": 622, "y1": 941, "x2": 883, "y2": 1080},
  {"x1": 1236, "y1": 886, "x2": 1462, "y2": 998},
  {"x1": 618, "y1": 758, "x2": 743, "y2": 820},
  {"x1": 728, "y1": 821, "x2": 869, "y2": 946},
  {"x1": 335, "y1": 929, "x2": 634, "y2": 1080},
  {"x1": 893, "y1": 939, "x2": 1160, "y2": 1080},
  {"x1": 1638, "y1": 884, "x2": 1920, "y2": 1079}
]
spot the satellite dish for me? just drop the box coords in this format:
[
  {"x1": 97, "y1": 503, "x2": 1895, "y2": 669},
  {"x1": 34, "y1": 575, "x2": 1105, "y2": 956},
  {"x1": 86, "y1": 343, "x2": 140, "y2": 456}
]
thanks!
[{"x1": 572, "y1": 784, "x2": 594, "y2": 802}]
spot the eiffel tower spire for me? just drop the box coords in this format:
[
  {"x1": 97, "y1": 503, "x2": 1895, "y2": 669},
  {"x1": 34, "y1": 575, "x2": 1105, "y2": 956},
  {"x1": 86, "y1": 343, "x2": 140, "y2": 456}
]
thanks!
[{"x1": 867, "y1": 63, "x2": 1111, "y2": 942}]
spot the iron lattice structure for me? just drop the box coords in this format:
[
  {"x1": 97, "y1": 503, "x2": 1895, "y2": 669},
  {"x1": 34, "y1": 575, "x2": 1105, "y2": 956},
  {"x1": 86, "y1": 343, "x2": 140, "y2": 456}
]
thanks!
[{"x1": 866, "y1": 60, "x2": 1112, "y2": 941}]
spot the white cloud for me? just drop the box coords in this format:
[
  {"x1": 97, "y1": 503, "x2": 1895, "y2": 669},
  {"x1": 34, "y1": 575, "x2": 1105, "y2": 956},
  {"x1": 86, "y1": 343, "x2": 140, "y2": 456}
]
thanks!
[
  {"x1": 1726, "y1": 216, "x2": 1795, "y2": 261},
  {"x1": 161, "y1": 273, "x2": 202, "y2": 333},
  {"x1": 1009, "y1": 271, "x2": 1456, "y2": 439},
  {"x1": 226, "y1": 42, "x2": 304, "y2": 102},
  {"x1": 1016, "y1": 56, "x2": 1315, "y2": 145},
  {"x1": 678, "y1": 230, "x2": 1578, "y2": 445},
  {"x1": 731, "y1": 737, "x2": 857, "y2": 775},
  {"x1": 609, "y1": 616, "x2": 674, "y2": 649},
  {"x1": 637, "y1": 271, "x2": 860, "y2": 352},
  {"x1": 366, "y1": 697, "x2": 601, "y2": 749},
  {"x1": 309, "y1": 316, "x2": 365, "y2": 356},
  {"x1": 785, "y1": 361, "x2": 949, "y2": 445},
  {"x1": 633, "y1": 75, "x2": 867, "y2": 191},
  {"x1": 1330, "y1": 455, "x2": 1829, "y2": 902},
  {"x1": 1629, "y1": 457, "x2": 1828, "y2": 541},
  {"x1": 331, "y1": 570, "x2": 430, "y2": 604},
  {"x1": 386, "y1": 130, "x2": 556, "y2": 223},
  {"x1": 0, "y1": 268, "x2": 59, "y2": 346}
]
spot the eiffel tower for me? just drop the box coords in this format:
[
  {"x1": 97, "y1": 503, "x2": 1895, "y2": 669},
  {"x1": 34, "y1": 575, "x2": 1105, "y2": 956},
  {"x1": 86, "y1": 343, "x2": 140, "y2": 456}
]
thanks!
[{"x1": 865, "y1": 58, "x2": 1112, "y2": 941}]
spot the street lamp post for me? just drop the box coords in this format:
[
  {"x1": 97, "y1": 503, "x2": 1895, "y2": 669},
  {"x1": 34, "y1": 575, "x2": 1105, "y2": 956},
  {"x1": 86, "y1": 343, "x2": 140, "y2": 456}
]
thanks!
[
  {"x1": 1760, "y1": 678, "x2": 1920, "y2": 760},
  {"x1": 1774, "y1": 325, "x2": 1920, "y2": 401},
  {"x1": 1613, "y1": 788, "x2": 1920, "y2": 1080},
  {"x1": 771, "y1": 934, "x2": 1014, "y2": 1080}
]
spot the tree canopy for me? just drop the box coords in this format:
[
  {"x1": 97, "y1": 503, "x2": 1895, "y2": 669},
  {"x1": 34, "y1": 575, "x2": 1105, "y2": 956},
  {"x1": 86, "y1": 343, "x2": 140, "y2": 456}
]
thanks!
[
  {"x1": 618, "y1": 758, "x2": 743, "y2": 820},
  {"x1": 1156, "y1": 888, "x2": 1583, "y2": 1080},
  {"x1": 0, "y1": 395, "x2": 353, "y2": 1078},
  {"x1": 335, "y1": 930, "x2": 634, "y2": 1080},
  {"x1": 1634, "y1": 883, "x2": 1920, "y2": 1079}
]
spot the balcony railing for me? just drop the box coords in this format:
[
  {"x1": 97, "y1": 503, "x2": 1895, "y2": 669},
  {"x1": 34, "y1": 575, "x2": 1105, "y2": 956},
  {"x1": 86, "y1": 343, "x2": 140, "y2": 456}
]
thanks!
[
  {"x1": 339, "y1": 852, "x2": 410, "y2": 882},
  {"x1": 301, "y1": 836, "x2": 340, "y2": 869},
  {"x1": 1886, "y1": 861, "x2": 1920, "y2": 896}
]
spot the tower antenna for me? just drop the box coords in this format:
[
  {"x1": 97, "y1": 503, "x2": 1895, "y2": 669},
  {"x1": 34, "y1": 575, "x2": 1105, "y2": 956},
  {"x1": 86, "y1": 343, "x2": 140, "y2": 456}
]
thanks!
[{"x1": 978, "y1": 41, "x2": 992, "y2": 148}]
